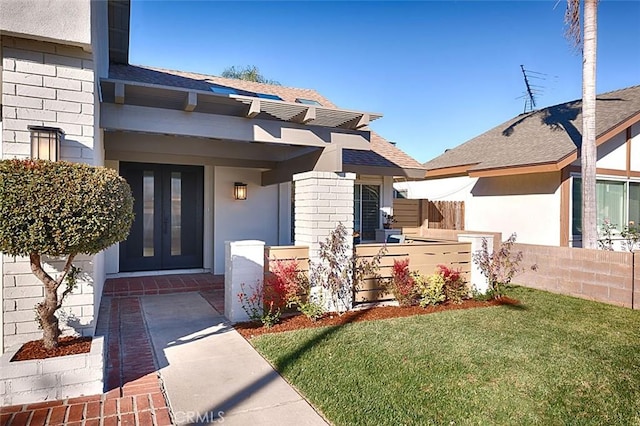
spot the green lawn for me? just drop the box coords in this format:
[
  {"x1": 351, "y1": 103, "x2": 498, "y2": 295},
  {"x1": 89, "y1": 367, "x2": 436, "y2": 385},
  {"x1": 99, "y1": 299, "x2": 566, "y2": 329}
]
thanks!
[{"x1": 252, "y1": 287, "x2": 640, "y2": 425}]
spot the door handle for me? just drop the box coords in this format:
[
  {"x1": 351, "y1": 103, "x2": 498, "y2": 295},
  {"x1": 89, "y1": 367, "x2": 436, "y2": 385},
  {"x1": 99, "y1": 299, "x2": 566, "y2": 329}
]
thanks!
[{"x1": 163, "y1": 218, "x2": 169, "y2": 234}]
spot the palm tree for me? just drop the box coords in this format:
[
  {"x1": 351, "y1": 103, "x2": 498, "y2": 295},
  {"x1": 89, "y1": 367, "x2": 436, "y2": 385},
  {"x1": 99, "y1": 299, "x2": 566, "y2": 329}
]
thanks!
[
  {"x1": 221, "y1": 65, "x2": 280, "y2": 85},
  {"x1": 566, "y1": 0, "x2": 598, "y2": 249}
]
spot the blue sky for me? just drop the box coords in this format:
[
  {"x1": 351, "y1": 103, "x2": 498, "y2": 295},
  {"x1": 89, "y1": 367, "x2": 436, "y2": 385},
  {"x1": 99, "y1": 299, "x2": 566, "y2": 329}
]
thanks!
[{"x1": 129, "y1": 0, "x2": 640, "y2": 164}]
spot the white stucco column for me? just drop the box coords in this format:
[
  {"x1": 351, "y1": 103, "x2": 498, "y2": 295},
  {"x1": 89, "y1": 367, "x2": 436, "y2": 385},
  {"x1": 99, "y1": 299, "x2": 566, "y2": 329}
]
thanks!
[
  {"x1": 224, "y1": 240, "x2": 265, "y2": 323},
  {"x1": 458, "y1": 234, "x2": 494, "y2": 294}
]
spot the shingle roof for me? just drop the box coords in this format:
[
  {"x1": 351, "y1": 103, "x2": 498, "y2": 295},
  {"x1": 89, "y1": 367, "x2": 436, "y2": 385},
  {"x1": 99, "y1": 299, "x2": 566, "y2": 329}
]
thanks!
[
  {"x1": 107, "y1": 64, "x2": 423, "y2": 174},
  {"x1": 343, "y1": 132, "x2": 425, "y2": 170},
  {"x1": 109, "y1": 64, "x2": 336, "y2": 108},
  {"x1": 424, "y1": 84, "x2": 640, "y2": 174}
]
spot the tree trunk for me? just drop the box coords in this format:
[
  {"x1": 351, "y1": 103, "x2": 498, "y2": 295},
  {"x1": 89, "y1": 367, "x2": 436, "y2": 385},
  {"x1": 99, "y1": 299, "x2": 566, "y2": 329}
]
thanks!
[
  {"x1": 581, "y1": 0, "x2": 598, "y2": 249},
  {"x1": 29, "y1": 253, "x2": 62, "y2": 349}
]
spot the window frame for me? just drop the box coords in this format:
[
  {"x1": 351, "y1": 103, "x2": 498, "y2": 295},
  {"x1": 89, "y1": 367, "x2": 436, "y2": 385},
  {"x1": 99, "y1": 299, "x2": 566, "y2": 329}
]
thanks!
[
  {"x1": 569, "y1": 173, "x2": 640, "y2": 246},
  {"x1": 354, "y1": 183, "x2": 381, "y2": 242}
]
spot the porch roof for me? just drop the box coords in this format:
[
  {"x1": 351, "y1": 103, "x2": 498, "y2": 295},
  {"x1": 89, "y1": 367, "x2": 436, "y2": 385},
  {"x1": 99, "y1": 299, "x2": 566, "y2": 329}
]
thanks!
[{"x1": 104, "y1": 65, "x2": 381, "y2": 130}]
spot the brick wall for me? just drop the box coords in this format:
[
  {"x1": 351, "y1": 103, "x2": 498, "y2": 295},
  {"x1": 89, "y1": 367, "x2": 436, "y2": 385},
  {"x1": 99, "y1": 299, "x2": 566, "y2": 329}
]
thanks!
[
  {"x1": 2, "y1": 36, "x2": 95, "y2": 163},
  {"x1": 293, "y1": 171, "x2": 355, "y2": 259},
  {"x1": 1, "y1": 36, "x2": 98, "y2": 351},
  {"x1": 515, "y1": 243, "x2": 639, "y2": 309}
]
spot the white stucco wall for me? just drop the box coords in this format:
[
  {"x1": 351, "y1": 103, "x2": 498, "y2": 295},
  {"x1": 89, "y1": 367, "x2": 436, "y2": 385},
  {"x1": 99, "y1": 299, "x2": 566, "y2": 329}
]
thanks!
[
  {"x1": 467, "y1": 173, "x2": 562, "y2": 246},
  {"x1": 0, "y1": 0, "x2": 92, "y2": 49},
  {"x1": 214, "y1": 167, "x2": 280, "y2": 274},
  {"x1": 401, "y1": 173, "x2": 561, "y2": 245},
  {"x1": 596, "y1": 131, "x2": 627, "y2": 170}
]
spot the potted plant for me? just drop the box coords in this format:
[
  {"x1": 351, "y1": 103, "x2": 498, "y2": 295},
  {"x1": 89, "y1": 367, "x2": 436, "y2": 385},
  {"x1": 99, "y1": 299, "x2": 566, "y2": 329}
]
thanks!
[{"x1": 382, "y1": 212, "x2": 396, "y2": 229}]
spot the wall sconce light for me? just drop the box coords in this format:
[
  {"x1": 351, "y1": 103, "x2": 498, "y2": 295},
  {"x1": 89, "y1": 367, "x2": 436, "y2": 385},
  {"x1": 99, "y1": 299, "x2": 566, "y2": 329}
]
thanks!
[
  {"x1": 28, "y1": 125, "x2": 63, "y2": 161},
  {"x1": 234, "y1": 182, "x2": 247, "y2": 200}
]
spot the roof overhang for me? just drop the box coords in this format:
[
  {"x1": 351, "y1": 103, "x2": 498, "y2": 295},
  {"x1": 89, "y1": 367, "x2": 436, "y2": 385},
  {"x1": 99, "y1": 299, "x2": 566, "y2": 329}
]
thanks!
[
  {"x1": 344, "y1": 165, "x2": 426, "y2": 179},
  {"x1": 467, "y1": 154, "x2": 576, "y2": 178},
  {"x1": 424, "y1": 154, "x2": 577, "y2": 179},
  {"x1": 424, "y1": 163, "x2": 478, "y2": 179},
  {"x1": 100, "y1": 78, "x2": 382, "y2": 131}
]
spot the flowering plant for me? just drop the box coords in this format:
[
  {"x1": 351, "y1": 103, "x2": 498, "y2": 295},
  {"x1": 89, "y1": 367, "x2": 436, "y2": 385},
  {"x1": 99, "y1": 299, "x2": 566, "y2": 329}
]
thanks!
[{"x1": 386, "y1": 258, "x2": 418, "y2": 306}]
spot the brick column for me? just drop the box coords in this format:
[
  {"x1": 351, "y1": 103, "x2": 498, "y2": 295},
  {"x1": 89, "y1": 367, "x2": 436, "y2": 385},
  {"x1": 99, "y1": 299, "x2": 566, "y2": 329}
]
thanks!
[
  {"x1": 293, "y1": 171, "x2": 355, "y2": 259},
  {"x1": 294, "y1": 171, "x2": 355, "y2": 312}
]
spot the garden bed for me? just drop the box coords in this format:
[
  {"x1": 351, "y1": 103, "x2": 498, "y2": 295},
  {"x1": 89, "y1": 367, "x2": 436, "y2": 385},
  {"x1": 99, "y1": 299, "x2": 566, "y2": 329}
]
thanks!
[
  {"x1": 11, "y1": 336, "x2": 92, "y2": 362},
  {"x1": 235, "y1": 296, "x2": 519, "y2": 339}
]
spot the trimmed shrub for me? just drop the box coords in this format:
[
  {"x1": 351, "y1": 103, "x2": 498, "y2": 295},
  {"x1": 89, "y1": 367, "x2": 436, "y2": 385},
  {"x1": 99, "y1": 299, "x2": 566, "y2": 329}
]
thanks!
[
  {"x1": 0, "y1": 159, "x2": 134, "y2": 348},
  {"x1": 417, "y1": 272, "x2": 445, "y2": 307}
]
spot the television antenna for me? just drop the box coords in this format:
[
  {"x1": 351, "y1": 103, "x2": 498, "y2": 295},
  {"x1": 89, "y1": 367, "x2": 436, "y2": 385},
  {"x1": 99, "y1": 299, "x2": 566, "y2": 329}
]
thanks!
[{"x1": 518, "y1": 65, "x2": 547, "y2": 113}]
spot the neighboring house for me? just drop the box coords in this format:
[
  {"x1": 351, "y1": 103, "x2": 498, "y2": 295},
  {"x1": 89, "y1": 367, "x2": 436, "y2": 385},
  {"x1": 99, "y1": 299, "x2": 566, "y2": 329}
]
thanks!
[
  {"x1": 398, "y1": 85, "x2": 640, "y2": 247},
  {"x1": 0, "y1": 0, "x2": 424, "y2": 353}
]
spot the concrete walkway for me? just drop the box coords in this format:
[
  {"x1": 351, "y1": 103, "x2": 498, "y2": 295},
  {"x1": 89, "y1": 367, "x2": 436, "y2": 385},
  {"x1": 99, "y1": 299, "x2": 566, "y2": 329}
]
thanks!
[{"x1": 141, "y1": 292, "x2": 328, "y2": 426}]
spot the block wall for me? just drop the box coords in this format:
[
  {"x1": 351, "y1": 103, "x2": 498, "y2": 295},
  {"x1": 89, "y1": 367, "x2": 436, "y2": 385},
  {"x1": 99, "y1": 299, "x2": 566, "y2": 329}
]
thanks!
[
  {"x1": 1, "y1": 36, "x2": 98, "y2": 352},
  {"x1": 2, "y1": 36, "x2": 96, "y2": 163},
  {"x1": 515, "y1": 243, "x2": 638, "y2": 309}
]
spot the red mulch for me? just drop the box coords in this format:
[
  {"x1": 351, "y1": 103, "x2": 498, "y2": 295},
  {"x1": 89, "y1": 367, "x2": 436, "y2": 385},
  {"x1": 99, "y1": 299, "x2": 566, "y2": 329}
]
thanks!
[
  {"x1": 11, "y1": 336, "x2": 92, "y2": 362},
  {"x1": 235, "y1": 297, "x2": 520, "y2": 339}
]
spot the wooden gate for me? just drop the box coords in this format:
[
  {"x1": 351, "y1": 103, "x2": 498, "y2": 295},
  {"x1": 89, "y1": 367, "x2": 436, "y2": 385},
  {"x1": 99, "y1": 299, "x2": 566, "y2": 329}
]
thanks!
[{"x1": 393, "y1": 199, "x2": 465, "y2": 230}]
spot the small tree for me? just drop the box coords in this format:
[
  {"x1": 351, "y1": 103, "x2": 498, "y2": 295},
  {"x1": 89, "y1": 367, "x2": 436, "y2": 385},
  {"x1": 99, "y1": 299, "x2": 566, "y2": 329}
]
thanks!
[
  {"x1": 472, "y1": 233, "x2": 536, "y2": 298},
  {"x1": 0, "y1": 159, "x2": 134, "y2": 349},
  {"x1": 310, "y1": 223, "x2": 385, "y2": 314},
  {"x1": 221, "y1": 65, "x2": 280, "y2": 85}
]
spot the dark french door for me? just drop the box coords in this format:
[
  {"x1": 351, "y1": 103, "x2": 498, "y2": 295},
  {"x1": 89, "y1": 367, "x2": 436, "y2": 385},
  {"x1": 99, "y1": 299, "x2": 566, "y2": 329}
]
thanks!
[{"x1": 119, "y1": 162, "x2": 204, "y2": 272}]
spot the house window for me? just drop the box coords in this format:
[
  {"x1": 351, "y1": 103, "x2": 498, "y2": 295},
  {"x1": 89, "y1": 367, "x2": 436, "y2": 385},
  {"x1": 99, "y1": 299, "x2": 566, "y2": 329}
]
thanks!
[
  {"x1": 571, "y1": 177, "x2": 639, "y2": 242},
  {"x1": 354, "y1": 184, "x2": 380, "y2": 241},
  {"x1": 630, "y1": 182, "x2": 640, "y2": 226}
]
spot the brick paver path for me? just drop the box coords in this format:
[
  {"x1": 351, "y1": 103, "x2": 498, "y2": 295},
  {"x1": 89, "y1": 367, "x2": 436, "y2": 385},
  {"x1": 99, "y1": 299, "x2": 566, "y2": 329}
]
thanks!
[{"x1": 0, "y1": 274, "x2": 224, "y2": 426}]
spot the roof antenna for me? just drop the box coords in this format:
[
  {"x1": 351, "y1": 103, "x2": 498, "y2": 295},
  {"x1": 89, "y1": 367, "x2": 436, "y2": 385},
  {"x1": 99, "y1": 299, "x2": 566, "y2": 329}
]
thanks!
[{"x1": 518, "y1": 65, "x2": 547, "y2": 113}]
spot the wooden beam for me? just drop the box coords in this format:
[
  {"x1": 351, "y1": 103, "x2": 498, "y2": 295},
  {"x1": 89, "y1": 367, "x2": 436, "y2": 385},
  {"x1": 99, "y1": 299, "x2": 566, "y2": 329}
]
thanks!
[
  {"x1": 261, "y1": 149, "x2": 324, "y2": 186},
  {"x1": 114, "y1": 82, "x2": 125, "y2": 104},
  {"x1": 183, "y1": 91, "x2": 197, "y2": 112},
  {"x1": 101, "y1": 103, "x2": 357, "y2": 148},
  {"x1": 355, "y1": 113, "x2": 369, "y2": 129},
  {"x1": 247, "y1": 99, "x2": 261, "y2": 118},
  {"x1": 293, "y1": 107, "x2": 316, "y2": 124},
  {"x1": 261, "y1": 145, "x2": 345, "y2": 186}
]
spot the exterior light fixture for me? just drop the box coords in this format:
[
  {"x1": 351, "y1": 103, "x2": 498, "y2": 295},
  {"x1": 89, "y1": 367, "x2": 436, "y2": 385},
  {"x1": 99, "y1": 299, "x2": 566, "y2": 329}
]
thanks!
[
  {"x1": 28, "y1": 125, "x2": 63, "y2": 161},
  {"x1": 234, "y1": 182, "x2": 247, "y2": 200}
]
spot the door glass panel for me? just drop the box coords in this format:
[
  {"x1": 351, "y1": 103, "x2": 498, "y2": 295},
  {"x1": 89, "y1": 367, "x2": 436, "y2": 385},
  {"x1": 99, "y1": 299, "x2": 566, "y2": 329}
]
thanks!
[
  {"x1": 171, "y1": 172, "x2": 182, "y2": 256},
  {"x1": 143, "y1": 171, "x2": 154, "y2": 257}
]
